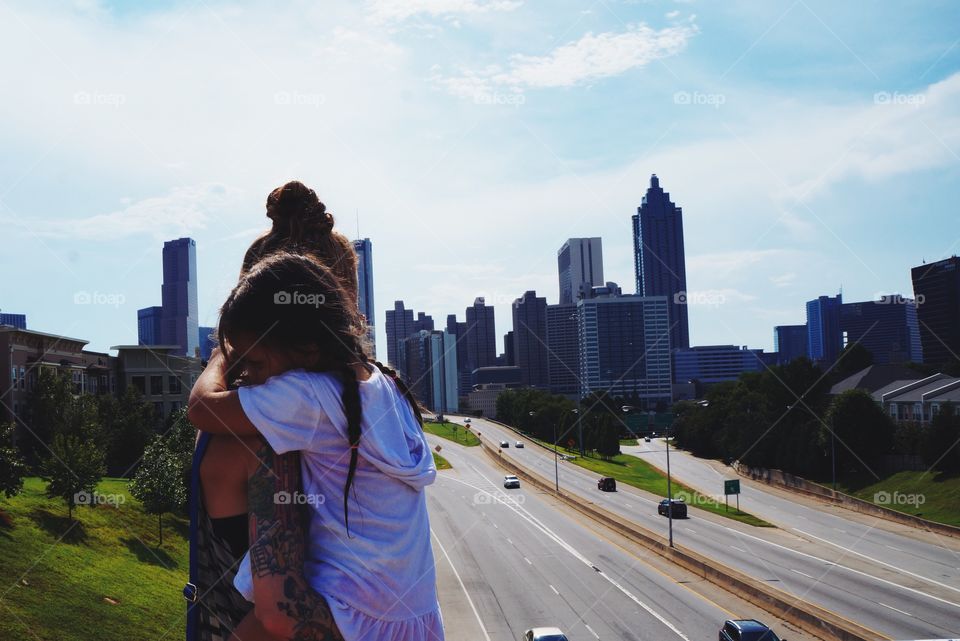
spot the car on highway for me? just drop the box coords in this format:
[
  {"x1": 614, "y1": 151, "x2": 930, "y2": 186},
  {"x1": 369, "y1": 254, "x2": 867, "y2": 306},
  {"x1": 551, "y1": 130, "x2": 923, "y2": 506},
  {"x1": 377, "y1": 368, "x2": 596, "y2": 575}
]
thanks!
[
  {"x1": 598, "y1": 476, "x2": 617, "y2": 492},
  {"x1": 503, "y1": 475, "x2": 520, "y2": 489},
  {"x1": 499, "y1": 440, "x2": 510, "y2": 448},
  {"x1": 522, "y1": 627, "x2": 568, "y2": 641},
  {"x1": 515, "y1": 441, "x2": 524, "y2": 448},
  {"x1": 719, "y1": 619, "x2": 783, "y2": 641},
  {"x1": 657, "y1": 498, "x2": 687, "y2": 518},
  {"x1": 644, "y1": 436, "x2": 651, "y2": 442}
]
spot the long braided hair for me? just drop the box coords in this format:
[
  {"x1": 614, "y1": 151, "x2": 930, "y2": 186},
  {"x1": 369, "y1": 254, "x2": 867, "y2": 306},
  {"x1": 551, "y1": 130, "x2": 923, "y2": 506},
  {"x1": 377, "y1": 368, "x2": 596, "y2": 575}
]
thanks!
[{"x1": 218, "y1": 253, "x2": 423, "y2": 532}]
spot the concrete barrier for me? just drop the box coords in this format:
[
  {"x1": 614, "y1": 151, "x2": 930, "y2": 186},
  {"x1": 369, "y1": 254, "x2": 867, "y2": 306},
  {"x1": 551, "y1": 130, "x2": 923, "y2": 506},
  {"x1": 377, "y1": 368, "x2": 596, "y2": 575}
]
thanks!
[
  {"x1": 732, "y1": 462, "x2": 960, "y2": 540},
  {"x1": 480, "y1": 436, "x2": 888, "y2": 641}
]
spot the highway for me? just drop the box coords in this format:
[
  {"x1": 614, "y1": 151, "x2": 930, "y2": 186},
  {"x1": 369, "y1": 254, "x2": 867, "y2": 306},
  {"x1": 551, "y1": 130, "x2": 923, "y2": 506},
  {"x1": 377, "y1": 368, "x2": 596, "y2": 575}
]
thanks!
[
  {"x1": 426, "y1": 434, "x2": 812, "y2": 641},
  {"x1": 452, "y1": 416, "x2": 960, "y2": 641}
]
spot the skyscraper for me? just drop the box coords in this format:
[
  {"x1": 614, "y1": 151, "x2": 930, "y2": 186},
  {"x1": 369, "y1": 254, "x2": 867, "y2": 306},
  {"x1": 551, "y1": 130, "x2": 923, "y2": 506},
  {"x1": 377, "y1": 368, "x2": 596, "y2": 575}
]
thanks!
[
  {"x1": 806, "y1": 293, "x2": 843, "y2": 365},
  {"x1": 0, "y1": 313, "x2": 26, "y2": 329},
  {"x1": 774, "y1": 325, "x2": 808, "y2": 365},
  {"x1": 558, "y1": 238, "x2": 604, "y2": 305},
  {"x1": 137, "y1": 306, "x2": 163, "y2": 346},
  {"x1": 546, "y1": 303, "x2": 579, "y2": 398},
  {"x1": 400, "y1": 330, "x2": 459, "y2": 414},
  {"x1": 911, "y1": 257, "x2": 960, "y2": 366},
  {"x1": 840, "y1": 296, "x2": 922, "y2": 364},
  {"x1": 158, "y1": 238, "x2": 199, "y2": 357},
  {"x1": 353, "y1": 238, "x2": 376, "y2": 358},
  {"x1": 198, "y1": 326, "x2": 216, "y2": 362},
  {"x1": 385, "y1": 300, "x2": 414, "y2": 371},
  {"x1": 511, "y1": 290, "x2": 549, "y2": 388},
  {"x1": 633, "y1": 174, "x2": 689, "y2": 350},
  {"x1": 465, "y1": 297, "x2": 496, "y2": 372},
  {"x1": 413, "y1": 312, "x2": 435, "y2": 333}
]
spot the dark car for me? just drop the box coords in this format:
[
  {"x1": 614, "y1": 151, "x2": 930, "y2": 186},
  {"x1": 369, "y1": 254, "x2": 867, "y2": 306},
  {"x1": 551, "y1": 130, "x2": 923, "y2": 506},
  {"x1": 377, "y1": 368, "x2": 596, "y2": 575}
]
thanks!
[
  {"x1": 598, "y1": 477, "x2": 617, "y2": 492},
  {"x1": 658, "y1": 498, "x2": 687, "y2": 518},
  {"x1": 719, "y1": 619, "x2": 783, "y2": 641},
  {"x1": 499, "y1": 440, "x2": 510, "y2": 448}
]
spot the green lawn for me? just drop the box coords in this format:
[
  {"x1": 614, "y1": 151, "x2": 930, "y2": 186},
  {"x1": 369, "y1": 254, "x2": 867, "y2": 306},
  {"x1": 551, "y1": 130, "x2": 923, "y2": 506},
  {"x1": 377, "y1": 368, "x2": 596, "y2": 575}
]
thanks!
[
  {"x1": 0, "y1": 477, "x2": 188, "y2": 641},
  {"x1": 619, "y1": 438, "x2": 639, "y2": 446},
  {"x1": 432, "y1": 452, "x2": 452, "y2": 470},
  {"x1": 834, "y1": 470, "x2": 960, "y2": 527},
  {"x1": 423, "y1": 421, "x2": 480, "y2": 447}
]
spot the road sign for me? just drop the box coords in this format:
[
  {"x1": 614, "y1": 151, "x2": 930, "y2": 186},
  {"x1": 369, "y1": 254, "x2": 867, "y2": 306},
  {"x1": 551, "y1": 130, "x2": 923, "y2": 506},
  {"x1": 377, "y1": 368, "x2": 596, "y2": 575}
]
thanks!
[{"x1": 724, "y1": 479, "x2": 740, "y2": 495}]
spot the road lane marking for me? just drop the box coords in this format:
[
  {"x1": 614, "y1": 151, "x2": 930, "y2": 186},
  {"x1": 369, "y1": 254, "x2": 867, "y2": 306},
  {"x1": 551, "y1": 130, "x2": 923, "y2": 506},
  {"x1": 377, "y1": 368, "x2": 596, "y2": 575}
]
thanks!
[
  {"x1": 685, "y1": 528, "x2": 697, "y2": 535},
  {"x1": 731, "y1": 546, "x2": 747, "y2": 553},
  {"x1": 550, "y1": 584, "x2": 559, "y2": 595},
  {"x1": 791, "y1": 569, "x2": 814, "y2": 579},
  {"x1": 524, "y1": 556, "x2": 532, "y2": 565},
  {"x1": 585, "y1": 623, "x2": 600, "y2": 639},
  {"x1": 431, "y1": 529, "x2": 493, "y2": 641},
  {"x1": 878, "y1": 602, "x2": 911, "y2": 617}
]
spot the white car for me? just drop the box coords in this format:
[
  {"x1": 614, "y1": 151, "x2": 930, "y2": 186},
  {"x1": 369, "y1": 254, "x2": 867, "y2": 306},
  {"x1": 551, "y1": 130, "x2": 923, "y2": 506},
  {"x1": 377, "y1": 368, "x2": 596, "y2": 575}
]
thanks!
[
  {"x1": 523, "y1": 628, "x2": 568, "y2": 641},
  {"x1": 503, "y1": 475, "x2": 520, "y2": 489},
  {"x1": 515, "y1": 441, "x2": 524, "y2": 448}
]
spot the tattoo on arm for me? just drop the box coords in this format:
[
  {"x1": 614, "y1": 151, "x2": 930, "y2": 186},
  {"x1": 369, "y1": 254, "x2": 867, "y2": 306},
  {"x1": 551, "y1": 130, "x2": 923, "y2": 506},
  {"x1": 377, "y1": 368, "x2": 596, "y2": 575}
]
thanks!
[{"x1": 247, "y1": 442, "x2": 344, "y2": 641}]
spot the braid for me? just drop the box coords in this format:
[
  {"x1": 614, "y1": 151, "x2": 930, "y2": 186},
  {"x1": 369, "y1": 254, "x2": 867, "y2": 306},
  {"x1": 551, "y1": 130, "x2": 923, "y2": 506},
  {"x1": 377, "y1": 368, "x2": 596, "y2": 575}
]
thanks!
[{"x1": 340, "y1": 363, "x2": 362, "y2": 537}]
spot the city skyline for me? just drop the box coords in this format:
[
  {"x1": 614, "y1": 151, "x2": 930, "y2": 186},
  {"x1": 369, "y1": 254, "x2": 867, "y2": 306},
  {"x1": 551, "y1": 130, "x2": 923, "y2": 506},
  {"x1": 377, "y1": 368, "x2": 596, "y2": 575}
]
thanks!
[{"x1": 0, "y1": 1, "x2": 957, "y2": 357}]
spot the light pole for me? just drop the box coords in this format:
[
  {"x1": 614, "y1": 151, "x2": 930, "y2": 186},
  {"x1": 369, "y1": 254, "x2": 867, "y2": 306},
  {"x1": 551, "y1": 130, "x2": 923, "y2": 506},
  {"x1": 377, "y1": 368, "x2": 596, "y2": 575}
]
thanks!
[
  {"x1": 624, "y1": 404, "x2": 673, "y2": 547},
  {"x1": 531, "y1": 410, "x2": 560, "y2": 493}
]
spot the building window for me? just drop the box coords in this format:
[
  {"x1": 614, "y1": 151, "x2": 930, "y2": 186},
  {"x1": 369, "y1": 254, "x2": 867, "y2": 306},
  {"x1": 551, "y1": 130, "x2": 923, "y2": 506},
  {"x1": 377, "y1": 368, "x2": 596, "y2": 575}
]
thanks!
[
  {"x1": 19, "y1": 367, "x2": 25, "y2": 390},
  {"x1": 888, "y1": 403, "x2": 898, "y2": 420},
  {"x1": 132, "y1": 376, "x2": 146, "y2": 395},
  {"x1": 154, "y1": 401, "x2": 164, "y2": 417},
  {"x1": 150, "y1": 375, "x2": 163, "y2": 396},
  {"x1": 9, "y1": 367, "x2": 15, "y2": 390},
  {"x1": 168, "y1": 376, "x2": 182, "y2": 395}
]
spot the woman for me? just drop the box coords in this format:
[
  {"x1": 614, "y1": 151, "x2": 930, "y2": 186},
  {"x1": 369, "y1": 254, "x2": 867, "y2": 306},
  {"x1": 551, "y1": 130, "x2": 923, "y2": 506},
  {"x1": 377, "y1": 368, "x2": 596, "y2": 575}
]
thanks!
[{"x1": 187, "y1": 181, "x2": 360, "y2": 641}]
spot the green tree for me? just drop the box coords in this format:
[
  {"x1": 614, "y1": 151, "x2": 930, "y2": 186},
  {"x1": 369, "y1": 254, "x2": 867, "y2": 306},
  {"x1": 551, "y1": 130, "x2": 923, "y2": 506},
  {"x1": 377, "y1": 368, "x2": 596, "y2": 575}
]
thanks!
[
  {"x1": 831, "y1": 342, "x2": 874, "y2": 382},
  {"x1": 923, "y1": 403, "x2": 960, "y2": 472},
  {"x1": 0, "y1": 423, "x2": 26, "y2": 498},
  {"x1": 595, "y1": 415, "x2": 620, "y2": 460},
  {"x1": 40, "y1": 434, "x2": 106, "y2": 521},
  {"x1": 822, "y1": 389, "x2": 895, "y2": 476},
  {"x1": 21, "y1": 369, "x2": 73, "y2": 468},
  {"x1": 130, "y1": 436, "x2": 187, "y2": 545},
  {"x1": 103, "y1": 387, "x2": 156, "y2": 477}
]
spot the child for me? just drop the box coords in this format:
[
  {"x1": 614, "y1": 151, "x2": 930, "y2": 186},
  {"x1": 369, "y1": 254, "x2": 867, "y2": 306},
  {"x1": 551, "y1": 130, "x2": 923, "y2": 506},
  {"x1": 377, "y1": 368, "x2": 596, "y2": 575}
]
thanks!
[{"x1": 189, "y1": 252, "x2": 443, "y2": 641}]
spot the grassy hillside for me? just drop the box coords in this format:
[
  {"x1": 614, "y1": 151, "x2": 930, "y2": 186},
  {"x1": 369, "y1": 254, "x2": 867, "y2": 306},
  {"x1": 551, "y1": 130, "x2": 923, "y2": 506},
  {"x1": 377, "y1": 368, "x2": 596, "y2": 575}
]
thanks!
[
  {"x1": 423, "y1": 421, "x2": 480, "y2": 446},
  {"x1": 836, "y1": 470, "x2": 960, "y2": 527},
  {"x1": 0, "y1": 477, "x2": 188, "y2": 641}
]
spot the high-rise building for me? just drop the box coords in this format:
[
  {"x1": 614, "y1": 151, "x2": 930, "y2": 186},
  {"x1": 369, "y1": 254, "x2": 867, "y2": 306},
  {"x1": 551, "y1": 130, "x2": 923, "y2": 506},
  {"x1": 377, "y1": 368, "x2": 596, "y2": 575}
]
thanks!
[
  {"x1": 137, "y1": 306, "x2": 163, "y2": 346},
  {"x1": 546, "y1": 304, "x2": 579, "y2": 398},
  {"x1": 446, "y1": 314, "x2": 470, "y2": 397},
  {"x1": 465, "y1": 297, "x2": 496, "y2": 372},
  {"x1": 840, "y1": 296, "x2": 922, "y2": 364},
  {"x1": 774, "y1": 324, "x2": 808, "y2": 365},
  {"x1": 385, "y1": 300, "x2": 415, "y2": 371},
  {"x1": 400, "y1": 330, "x2": 458, "y2": 413},
  {"x1": 673, "y1": 345, "x2": 766, "y2": 385},
  {"x1": 0, "y1": 313, "x2": 26, "y2": 329},
  {"x1": 806, "y1": 293, "x2": 843, "y2": 364},
  {"x1": 911, "y1": 257, "x2": 960, "y2": 366},
  {"x1": 633, "y1": 174, "x2": 689, "y2": 350},
  {"x1": 353, "y1": 238, "x2": 376, "y2": 358},
  {"x1": 577, "y1": 285, "x2": 672, "y2": 405},
  {"x1": 512, "y1": 291, "x2": 549, "y2": 388},
  {"x1": 558, "y1": 238, "x2": 604, "y2": 305},
  {"x1": 198, "y1": 326, "x2": 216, "y2": 362},
  {"x1": 160, "y1": 238, "x2": 199, "y2": 357},
  {"x1": 413, "y1": 312, "x2": 434, "y2": 333}
]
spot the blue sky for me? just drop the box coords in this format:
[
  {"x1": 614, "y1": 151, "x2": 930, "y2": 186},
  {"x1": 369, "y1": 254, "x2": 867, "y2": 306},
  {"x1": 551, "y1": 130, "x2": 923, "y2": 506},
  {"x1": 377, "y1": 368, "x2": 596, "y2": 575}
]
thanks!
[{"x1": 1, "y1": 0, "x2": 958, "y2": 357}]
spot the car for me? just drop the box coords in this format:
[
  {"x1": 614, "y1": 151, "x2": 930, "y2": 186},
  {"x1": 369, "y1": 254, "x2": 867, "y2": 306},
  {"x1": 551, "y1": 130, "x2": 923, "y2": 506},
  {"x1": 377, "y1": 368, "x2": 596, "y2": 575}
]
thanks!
[
  {"x1": 522, "y1": 627, "x2": 568, "y2": 641},
  {"x1": 658, "y1": 498, "x2": 687, "y2": 518},
  {"x1": 644, "y1": 436, "x2": 651, "y2": 442},
  {"x1": 598, "y1": 477, "x2": 617, "y2": 492},
  {"x1": 503, "y1": 475, "x2": 520, "y2": 489},
  {"x1": 719, "y1": 619, "x2": 784, "y2": 641},
  {"x1": 515, "y1": 441, "x2": 524, "y2": 448},
  {"x1": 499, "y1": 440, "x2": 510, "y2": 448}
]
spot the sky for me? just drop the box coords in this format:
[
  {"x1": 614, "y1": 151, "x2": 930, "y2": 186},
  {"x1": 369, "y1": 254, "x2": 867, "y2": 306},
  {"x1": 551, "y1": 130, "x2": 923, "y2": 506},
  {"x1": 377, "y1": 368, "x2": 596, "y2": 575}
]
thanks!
[{"x1": 1, "y1": 0, "x2": 958, "y2": 357}]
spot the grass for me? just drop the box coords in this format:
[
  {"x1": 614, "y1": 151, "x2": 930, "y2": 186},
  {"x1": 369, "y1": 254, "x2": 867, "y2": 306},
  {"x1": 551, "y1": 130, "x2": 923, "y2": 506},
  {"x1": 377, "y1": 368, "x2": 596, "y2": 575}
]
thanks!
[
  {"x1": 833, "y1": 470, "x2": 960, "y2": 527},
  {"x1": 619, "y1": 438, "x2": 639, "y2": 446},
  {"x1": 529, "y1": 438, "x2": 772, "y2": 527},
  {"x1": 423, "y1": 421, "x2": 480, "y2": 447},
  {"x1": 0, "y1": 477, "x2": 188, "y2": 641},
  {"x1": 432, "y1": 452, "x2": 452, "y2": 470}
]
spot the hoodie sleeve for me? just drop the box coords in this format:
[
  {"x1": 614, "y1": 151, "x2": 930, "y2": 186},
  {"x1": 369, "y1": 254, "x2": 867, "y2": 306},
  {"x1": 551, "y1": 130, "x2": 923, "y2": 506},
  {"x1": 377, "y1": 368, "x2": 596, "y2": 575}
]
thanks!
[{"x1": 237, "y1": 370, "x2": 326, "y2": 454}]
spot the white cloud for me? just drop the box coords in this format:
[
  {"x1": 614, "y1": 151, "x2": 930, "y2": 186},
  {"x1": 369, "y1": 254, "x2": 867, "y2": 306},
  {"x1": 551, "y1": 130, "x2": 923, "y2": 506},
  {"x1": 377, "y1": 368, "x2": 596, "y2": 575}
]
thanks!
[{"x1": 367, "y1": 0, "x2": 522, "y2": 24}]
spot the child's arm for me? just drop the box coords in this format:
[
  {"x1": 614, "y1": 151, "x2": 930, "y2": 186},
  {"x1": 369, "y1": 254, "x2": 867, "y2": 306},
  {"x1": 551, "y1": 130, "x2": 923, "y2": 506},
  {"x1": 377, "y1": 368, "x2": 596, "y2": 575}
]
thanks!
[
  {"x1": 188, "y1": 349, "x2": 260, "y2": 437},
  {"x1": 238, "y1": 440, "x2": 344, "y2": 641}
]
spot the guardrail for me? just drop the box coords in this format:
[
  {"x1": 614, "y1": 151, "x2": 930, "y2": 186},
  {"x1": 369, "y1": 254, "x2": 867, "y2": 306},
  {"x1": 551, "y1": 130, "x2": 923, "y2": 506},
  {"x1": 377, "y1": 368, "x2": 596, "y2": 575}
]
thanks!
[{"x1": 478, "y1": 434, "x2": 889, "y2": 641}]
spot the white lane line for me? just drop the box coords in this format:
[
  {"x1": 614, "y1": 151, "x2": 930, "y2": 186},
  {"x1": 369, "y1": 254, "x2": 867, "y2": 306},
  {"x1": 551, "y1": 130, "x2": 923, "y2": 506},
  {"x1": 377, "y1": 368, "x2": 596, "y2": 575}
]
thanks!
[
  {"x1": 878, "y1": 602, "x2": 911, "y2": 617},
  {"x1": 492, "y1": 523, "x2": 498, "y2": 529},
  {"x1": 791, "y1": 569, "x2": 814, "y2": 579},
  {"x1": 685, "y1": 528, "x2": 697, "y2": 535},
  {"x1": 793, "y1": 528, "x2": 960, "y2": 599},
  {"x1": 886, "y1": 544, "x2": 903, "y2": 552},
  {"x1": 507, "y1": 538, "x2": 513, "y2": 545},
  {"x1": 585, "y1": 623, "x2": 600, "y2": 639},
  {"x1": 624, "y1": 503, "x2": 632, "y2": 508},
  {"x1": 731, "y1": 546, "x2": 747, "y2": 554},
  {"x1": 524, "y1": 556, "x2": 533, "y2": 565},
  {"x1": 550, "y1": 584, "x2": 559, "y2": 595},
  {"x1": 431, "y1": 529, "x2": 493, "y2": 641}
]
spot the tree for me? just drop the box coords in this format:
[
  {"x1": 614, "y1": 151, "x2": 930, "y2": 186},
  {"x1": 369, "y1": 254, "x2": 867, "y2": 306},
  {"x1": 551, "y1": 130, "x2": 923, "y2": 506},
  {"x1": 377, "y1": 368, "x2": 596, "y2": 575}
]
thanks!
[
  {"x1": 923, "y1": 403, "x2": 960, "y2": 472},
  {"x1": 595, "y1": 415, "x2": 620, "y2": 460},
  {"x1": 822, "y1": 389, "x2": 895, "y2": 476},
  {"x1": 40, "y1": 434, "x2": 105, "y2": 521},
  {"x1": 130, "y1": 436, "x2": 187, "y2": 545},
  {"x1": 831, "y1": 342, "x2": 874, "y2": 382},
  {"x1": 0, "y1": 423, "x2": 26, "y2": 498},
  {"x1": 103, "y1": 387, "x2": 156, "y2": 477},
  {"x1": 21, "y1": 369, "x2": 73, "y2": 468}
]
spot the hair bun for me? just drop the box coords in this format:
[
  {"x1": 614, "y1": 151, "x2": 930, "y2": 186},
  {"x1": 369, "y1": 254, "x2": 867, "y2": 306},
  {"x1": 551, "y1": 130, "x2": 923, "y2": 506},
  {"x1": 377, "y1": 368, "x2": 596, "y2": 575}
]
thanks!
[{"x1": 266, "y1": 180, "x2": 333, "y2": 232}]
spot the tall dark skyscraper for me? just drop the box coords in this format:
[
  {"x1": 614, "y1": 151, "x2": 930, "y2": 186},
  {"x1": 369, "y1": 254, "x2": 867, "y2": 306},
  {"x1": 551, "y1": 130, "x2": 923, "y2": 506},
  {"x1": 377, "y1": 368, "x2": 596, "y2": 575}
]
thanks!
[
  {"x1": 385, "y1": 300, "x2": 414, "y2": 371},
  {"x1": 806, "y1": 293, "x2": 843, "y2": 364},
  {"x1": 546, "y1": 303, "x2": 579, "y2": 398},
  {"x1": 633, "y1": 174, "x2": 689, "y2": 350},
  {"x1": 141, "y1": 238, "x2": 198, "y2": 357},
  {"x1": 512, "y1": 291, "x2": 549, "y2": 388},
  {"x1": 447, "y1": 314, "x2": 470, "y2": 395},
  {"x1": 911, "y1": 257, "x2": 960, "y2": 366},
  {"x1": 0, "y1": 313, "x2": 26, "y2": 329},
  {"x1": 503, "y1": 331, "x2": 515, "y2": 366},
  {"x1": 840, "y1": 296, "x2": 922, "y2": 364},
  {"x1": 353, "y1": 238, "x2": 376, "y2": 357},
  {"x1": 465, "y1": 297, "x2": 496, "y2": 372},
  {"x1": 774, "y1": 324, "x2": 808, "y2": 365},
  {"x1": 558, "y1": 238, "x2": 603, "y2": 305},
  {"x1": 413, "y1": 312, "x2": 434, "y2": 333}
]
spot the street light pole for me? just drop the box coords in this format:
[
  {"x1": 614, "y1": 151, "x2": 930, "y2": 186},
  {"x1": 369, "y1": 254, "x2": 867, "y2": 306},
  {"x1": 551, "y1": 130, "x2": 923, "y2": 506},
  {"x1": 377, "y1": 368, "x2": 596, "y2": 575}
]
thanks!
[
  {"x1": 831, "y1": 430, "x2": 836, "y2": 492},
  {"x1": 624, "y1": 404, "x2": 673, "y2": 547}
]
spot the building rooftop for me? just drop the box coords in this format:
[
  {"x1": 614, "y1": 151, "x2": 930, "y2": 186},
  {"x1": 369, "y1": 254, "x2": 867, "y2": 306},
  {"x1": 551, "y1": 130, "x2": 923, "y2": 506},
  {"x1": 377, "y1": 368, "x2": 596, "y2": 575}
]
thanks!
[{"x1": 830, "y1": 364, "x2": 925, "y2": 396}]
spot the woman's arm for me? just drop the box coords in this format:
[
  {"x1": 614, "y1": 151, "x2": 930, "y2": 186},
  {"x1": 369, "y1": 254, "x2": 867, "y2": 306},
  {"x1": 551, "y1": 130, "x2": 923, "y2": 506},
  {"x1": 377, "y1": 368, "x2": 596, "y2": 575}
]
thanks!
[
  {"x1": 188, "y1": 349, "x2": 260, "y2": 436},
  {"x1": 238, "y1": 441, "x2": 344, "y2": 641}
]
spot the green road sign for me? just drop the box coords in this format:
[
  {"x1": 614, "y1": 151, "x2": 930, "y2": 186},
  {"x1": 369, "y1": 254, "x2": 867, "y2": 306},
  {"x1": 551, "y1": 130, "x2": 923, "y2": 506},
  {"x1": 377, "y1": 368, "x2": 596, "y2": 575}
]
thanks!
[{"x1": 724, "y1": 479, "x2": 741, "y2": 496}]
